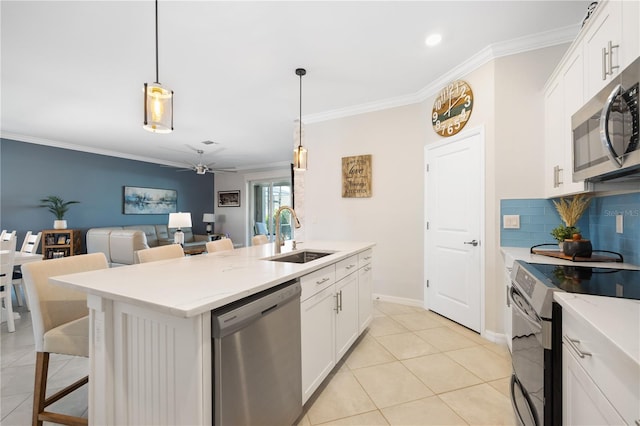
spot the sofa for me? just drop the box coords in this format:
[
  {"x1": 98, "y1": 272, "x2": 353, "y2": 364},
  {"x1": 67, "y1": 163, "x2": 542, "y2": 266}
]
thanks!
[{"x1": 86, "y1": 224, "x2": 210, "y2": 266}]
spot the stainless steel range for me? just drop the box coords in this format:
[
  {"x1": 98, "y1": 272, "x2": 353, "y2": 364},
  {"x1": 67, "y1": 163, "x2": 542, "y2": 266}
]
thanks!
[{"x1": 509, "y1": 260, "x2": 640, "y2": 426}]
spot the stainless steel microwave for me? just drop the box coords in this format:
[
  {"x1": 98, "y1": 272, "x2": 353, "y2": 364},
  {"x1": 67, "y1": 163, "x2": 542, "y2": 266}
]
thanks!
[{"x1": 572, "y1": 56, "x2": 639, "y2": 182}]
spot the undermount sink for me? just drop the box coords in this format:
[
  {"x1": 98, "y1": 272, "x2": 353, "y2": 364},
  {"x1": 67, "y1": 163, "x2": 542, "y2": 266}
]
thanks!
[{"x1": 267, "y1": 250, "x2": 334, "y2": 264}]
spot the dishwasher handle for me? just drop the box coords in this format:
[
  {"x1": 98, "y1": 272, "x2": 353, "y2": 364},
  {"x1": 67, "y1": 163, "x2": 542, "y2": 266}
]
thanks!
[{"x1": 212, "y1": 279, "x2": 301, "y2": 338}]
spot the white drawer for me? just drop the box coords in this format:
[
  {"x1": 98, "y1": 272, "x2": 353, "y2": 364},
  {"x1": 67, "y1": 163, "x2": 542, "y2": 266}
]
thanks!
[
  {"x1": 300, "y1": 265, "x2": 335, "y2": 301},
  {"x1": 336, "y1": 255, "x2": 358, "y2": 281},
  {"x1": 358, "y1": 249, "x2": 373, "y2": 268},
  {"x1": 563, "y1": 307, "x2": 639, "y2": 423}
]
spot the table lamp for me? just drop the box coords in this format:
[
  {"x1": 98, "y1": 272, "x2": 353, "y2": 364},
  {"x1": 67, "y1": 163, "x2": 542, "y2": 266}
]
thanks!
[
  {"x1": 168, "y1": 212, "x2": 192, "y2": 245},
  {"x1": 202, "y1": 213, "x2": 216, "y2": 235}
]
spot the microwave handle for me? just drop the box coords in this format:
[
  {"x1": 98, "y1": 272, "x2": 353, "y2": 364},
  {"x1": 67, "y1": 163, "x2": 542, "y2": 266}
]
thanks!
[{"x1": 599, "y1": 83, "x2": 624, "y2": 168}]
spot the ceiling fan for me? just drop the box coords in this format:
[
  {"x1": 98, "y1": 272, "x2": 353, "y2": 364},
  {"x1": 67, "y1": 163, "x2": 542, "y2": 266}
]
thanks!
[{"x1": 170, "y1": 144, "x2": 236, "y2": 175}]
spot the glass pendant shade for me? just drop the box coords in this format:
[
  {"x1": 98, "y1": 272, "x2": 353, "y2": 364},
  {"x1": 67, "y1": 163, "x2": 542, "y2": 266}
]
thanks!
[
  {"x1": 143, "y1": 82, "x2": 173, "y2": 133},
  {"x1": 293, "y1": 145, "x2": 307, "y2": 171}
]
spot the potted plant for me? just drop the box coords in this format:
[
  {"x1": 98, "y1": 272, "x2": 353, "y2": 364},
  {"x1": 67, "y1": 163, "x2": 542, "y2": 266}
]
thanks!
[
  {"x1": 550, "y1": 194, "x2": 591, "y2": 253},
  {"x1": 550, "y1": 224, "x2": 580, "y2": 249},
  {"x1": 40, "y1": 195, "x2": 80, "y2": 229}
]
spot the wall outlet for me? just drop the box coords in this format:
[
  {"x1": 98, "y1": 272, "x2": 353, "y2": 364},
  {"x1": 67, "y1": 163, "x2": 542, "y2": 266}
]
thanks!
[
  {"x1": 503, "y1": 215, "x2": 520, "y2": 229},
  {"x1": 616, "y1": 214, "x2": 623, "y2": 233}
]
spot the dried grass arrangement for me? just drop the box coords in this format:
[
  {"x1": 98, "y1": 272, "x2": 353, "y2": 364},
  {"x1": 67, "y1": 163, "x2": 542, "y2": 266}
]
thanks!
[{"x1": 552, "y1": 194, "x2": 592, "y2": 227}]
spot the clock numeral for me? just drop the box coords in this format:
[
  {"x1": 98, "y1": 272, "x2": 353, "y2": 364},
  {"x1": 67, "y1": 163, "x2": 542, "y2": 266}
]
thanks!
[
  {"x1": 432, "y1": 112, "x2": 438, "y2": 122},
  {"x1": 454, "y1": 118, "x2": 461, "y2": 130},
  {"x1": 464, "y1": 95, "x2": 471, "y2": 108},
  {"x1": 434, "y1": 120, "x2": 441, "y2": 130},
  {"x1": 460, "y1": 108, "x2": 467, "y2": 120},
  {"x1": 435, "y1": 99, "x2": 442, "y2": 110}
]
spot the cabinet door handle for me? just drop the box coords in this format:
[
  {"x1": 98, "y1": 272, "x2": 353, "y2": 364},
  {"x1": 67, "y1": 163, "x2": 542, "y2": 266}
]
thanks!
[
  {"x1": 338, "y1": 290, "x2": 343, "y2": 312},
  {"x1": 564, "y1": 335, "x2": 592, "y2": 358},
  {"x1": 553, "y1": 165, "x2": 563, "y2": 188},
  {"x1": 346, "y1": 264, "x2": 355, "y2": 270},
  {"x1": 364, "y1": 266, "x2": 371, "y2": 272},
  {"x1": 608, "y1": 40, "x2": 619, "y2": 76},
  {"x1": 316, "y1": 277, "x2": 330, "y2": 285},
  {"x1": 602, "y1": 46, "x2": 608, "y2": 80},
  {"x1": 634, "y1": 420, "x2": 640, "y2": 426},
  {"x1": 335, "y1": 294, "x2": 340, "y2": 313}
]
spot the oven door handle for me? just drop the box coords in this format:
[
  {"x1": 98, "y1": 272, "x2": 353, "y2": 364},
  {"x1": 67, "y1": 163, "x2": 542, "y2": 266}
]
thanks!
[
  {"x1": 509, "y1": 286, "x2": 542, "y2": 332},
  {"x1": 599, "y1": 83, "x2": 624, "y2": 168},
  {"x1": 510, "y1": 374, "x2": 539, "y2": 426}
]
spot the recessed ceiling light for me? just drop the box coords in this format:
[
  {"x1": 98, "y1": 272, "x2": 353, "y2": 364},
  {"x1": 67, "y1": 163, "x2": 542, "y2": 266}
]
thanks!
[{"x1": 425, "y1": 34, "x2": 442, "y2": 47}]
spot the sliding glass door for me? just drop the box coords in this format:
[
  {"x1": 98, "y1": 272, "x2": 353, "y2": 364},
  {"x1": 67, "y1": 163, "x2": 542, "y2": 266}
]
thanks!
[{"x1": 250, "y1": 179, "x2": 292, "y2": 241}]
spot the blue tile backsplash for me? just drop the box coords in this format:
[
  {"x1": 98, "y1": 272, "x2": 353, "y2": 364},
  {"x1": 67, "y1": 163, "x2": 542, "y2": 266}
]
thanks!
[{"x1": 500, "y1": 192, "x2": 640, "y2": 265}]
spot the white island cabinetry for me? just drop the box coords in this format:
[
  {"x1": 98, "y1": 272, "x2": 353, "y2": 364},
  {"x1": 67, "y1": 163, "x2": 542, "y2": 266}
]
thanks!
[
  {"x1": 300, "y1": 252, "x2": 373, "y2": 404},
  {"x1": 51, "y1": 240, "x2": 375, "y2": 426}
]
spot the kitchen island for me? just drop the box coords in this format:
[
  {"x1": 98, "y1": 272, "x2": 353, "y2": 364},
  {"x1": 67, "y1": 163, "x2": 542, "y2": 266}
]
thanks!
[{"x1": 51, "y1": 240, "x2": 375, "y2": 426}]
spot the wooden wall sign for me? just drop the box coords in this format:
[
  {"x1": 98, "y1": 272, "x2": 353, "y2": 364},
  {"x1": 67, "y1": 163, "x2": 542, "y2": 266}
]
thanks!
[{"x1": 342, "y1": 155, "x2": 372, "y2": 198}]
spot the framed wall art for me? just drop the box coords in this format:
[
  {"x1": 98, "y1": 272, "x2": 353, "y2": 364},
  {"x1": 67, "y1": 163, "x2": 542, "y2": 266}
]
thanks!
[
  {"x1": 123, "y1": 186, "x2": 177, "y2": 214},
  {"x1": 218, "y1": 190, "x2": 240, "y2": 207},
  {"x1": 342, "y1": 154, "x2": 372, "y2": 198}
]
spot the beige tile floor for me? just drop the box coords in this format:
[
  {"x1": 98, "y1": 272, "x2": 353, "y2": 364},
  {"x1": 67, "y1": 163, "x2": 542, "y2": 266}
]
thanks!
[
  {"x1": 1, "y1": 299, "x2": 515, "y2": 426},
  {"x1": 297, "y1": 301, "x2": 515, "y2": 426}
]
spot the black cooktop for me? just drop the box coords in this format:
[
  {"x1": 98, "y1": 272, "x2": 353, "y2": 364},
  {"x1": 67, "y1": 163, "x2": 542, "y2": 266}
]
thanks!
[{"x1": 526, "y1": 263, "x2": 640, "y2": 300}]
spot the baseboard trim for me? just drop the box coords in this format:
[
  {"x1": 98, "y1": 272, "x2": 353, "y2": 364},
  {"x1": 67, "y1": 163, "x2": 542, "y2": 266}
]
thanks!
[
  {"x1": 372, "y1": 293, "x2": 423, "y2": 308},
  {"x1": 483, "y1": 329, "x2": 509, "y2": 346}
]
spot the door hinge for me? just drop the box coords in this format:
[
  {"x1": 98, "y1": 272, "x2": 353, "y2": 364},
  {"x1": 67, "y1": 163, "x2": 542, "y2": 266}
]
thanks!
[
  {"x1": 426, "y1": 279, "x2": 429, "y2": 288},
  {"x1": 426, "y1": 164, "x2": 429, "y2": 172},
  {"x1": 426, "y1": 221, "x2": 429, "y2": 230}
]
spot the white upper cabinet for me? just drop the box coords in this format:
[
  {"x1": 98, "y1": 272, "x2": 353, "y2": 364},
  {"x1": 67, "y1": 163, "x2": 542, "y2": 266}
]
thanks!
[
  {"x1": 543, "y1": 0, "x2": 639, "y2": 197},
  {"x1": 583, "y1": 0, "x2": 622, "y2": 99},
  {"x1": 544, "y1": 49, "x2": 590, "y2": 198},
  {"x1": 583, "y1": 0, "x2": 640, "y2": 101},
  {"x1": 620, "y1": 0, "x2": 640, "y2": 76}
]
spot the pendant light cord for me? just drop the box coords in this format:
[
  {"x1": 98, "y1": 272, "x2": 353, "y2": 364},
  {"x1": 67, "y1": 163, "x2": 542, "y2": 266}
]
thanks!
[
  {"x1": 155, "y1": 0, "x2": 159, "y2": 84},
  {"x1": 299, "y1": 72, "x2": 302, "y2": 148}
]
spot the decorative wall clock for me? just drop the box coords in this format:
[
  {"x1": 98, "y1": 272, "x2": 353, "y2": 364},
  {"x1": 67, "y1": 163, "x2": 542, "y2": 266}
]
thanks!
[{"x1": 432, "y1": 80, "x2": 474, "y2": 137}]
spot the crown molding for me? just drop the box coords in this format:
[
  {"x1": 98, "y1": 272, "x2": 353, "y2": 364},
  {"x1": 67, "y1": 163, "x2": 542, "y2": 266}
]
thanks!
[
  {"x1": 305, "y1": 24, "x2": 579, "y2": 124},
  {"x1": 0, "y1": 131, "x2": 179, "y2": 165},
  {"x1": 1, "y1": 131, "x2": 290, "y2": 171}
]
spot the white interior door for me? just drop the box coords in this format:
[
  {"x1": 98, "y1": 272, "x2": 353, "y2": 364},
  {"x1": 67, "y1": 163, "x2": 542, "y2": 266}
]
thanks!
[{"x1": 425, "y1": 128, "x2": 484, "y2": 332}]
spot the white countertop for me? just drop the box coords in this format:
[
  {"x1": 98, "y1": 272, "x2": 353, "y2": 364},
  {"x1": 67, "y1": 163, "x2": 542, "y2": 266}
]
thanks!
[
  {"x1": 51, "y1": 240, "x2": 374, "y2": 318},
  {"x1": 554, "y1": 292, "x2": 640, "y2": 366},
  {"x1": 500, "y1": 246, "x2": 640, "y2": 270}
]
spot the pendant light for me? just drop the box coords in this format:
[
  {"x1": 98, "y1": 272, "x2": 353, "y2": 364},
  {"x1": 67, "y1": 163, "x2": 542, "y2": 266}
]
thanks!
[
  {"x1": 293, "y1": 68, "x2": 307, "y2": 171},
  {"x1": 143, "y1": 0, "x2": 173, "y2": 133}
]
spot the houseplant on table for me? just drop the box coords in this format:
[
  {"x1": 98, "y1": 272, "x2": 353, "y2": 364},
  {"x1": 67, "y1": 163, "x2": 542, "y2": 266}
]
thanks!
[
  {"x1": 550, "y1": 194, "x2": 591, "y2": 255},
  {"x1": 40, "y1": 195, "x2": 80, "y2": 229}
]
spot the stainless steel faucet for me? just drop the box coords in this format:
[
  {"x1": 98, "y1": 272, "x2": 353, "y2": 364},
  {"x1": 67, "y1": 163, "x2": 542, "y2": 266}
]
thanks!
[{"x1": 274, "y1": 206, "x2": 301, "y2": 253}]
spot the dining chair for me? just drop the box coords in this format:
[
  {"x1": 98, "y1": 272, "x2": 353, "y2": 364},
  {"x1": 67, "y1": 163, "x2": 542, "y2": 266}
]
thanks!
[
  {"x1": 1, "y1": 230, "x2": 16, "y2": 250},
  {"x1": 251, "y1": 234, "x2": 269, "y2": 246},
  {"x1": 206, "y1": 238, "x2": 234, "y2": 253},
  {"x1": 12, "y1": 231, "x2": 42, "y2": 309},
  {"x1": 22, "y1": 252, "x2": 108, "y2": 426},
  {"x1": 136, "y1": 244, "x2": 185, "y2": 263},
  {"x1": 1, "y1": 242, "x2": 17, "y2": 333}
]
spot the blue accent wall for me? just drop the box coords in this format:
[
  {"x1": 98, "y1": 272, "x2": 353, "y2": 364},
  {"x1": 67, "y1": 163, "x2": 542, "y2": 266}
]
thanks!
[
  {"x1": 1, "y1": 139, "x2": 215, "y2": 250},
  {"x1": 501, "y1": 193, "x2": 640, "y2": 265}
]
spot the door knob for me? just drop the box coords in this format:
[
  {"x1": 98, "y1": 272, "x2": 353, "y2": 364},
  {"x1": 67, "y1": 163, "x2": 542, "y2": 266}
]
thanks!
[{"x1": 464, "y1": 240, "x2": 479, "y2": 247}]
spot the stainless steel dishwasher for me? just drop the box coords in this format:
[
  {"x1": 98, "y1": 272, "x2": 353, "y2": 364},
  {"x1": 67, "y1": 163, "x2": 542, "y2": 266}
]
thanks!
[{"x1": 211, "y1": 279, "x2": 302, "y2": 426}]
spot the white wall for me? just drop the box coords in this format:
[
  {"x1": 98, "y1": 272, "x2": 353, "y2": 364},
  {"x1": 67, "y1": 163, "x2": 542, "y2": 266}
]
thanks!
[{"x1": 304, "y1": 104, "x2": 428, "y2": 303}]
